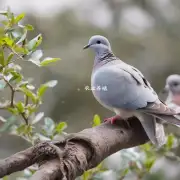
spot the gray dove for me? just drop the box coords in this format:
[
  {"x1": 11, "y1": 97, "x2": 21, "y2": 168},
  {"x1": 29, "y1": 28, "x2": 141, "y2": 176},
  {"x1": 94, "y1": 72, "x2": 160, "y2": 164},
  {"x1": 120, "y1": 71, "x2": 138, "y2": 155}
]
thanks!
[
  {"x1": 163, "y1": 74, "x2": 180, "y2": 110},
  {"x1": 83, "y1": 35, "x2": 180, "y2": 147}
]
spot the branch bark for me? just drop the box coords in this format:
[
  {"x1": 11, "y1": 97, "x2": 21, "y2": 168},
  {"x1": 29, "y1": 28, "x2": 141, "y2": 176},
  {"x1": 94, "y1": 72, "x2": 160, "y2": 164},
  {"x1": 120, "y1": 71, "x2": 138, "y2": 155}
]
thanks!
[{"x1": 0, "y1": 117, "x2": 149, "y2": 180}]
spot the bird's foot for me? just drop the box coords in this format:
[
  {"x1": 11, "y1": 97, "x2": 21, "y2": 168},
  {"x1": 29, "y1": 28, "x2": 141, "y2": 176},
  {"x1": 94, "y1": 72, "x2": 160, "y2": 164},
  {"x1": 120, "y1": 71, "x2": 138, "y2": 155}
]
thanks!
[{"x1": 104, "y1": 115, "x2": 122, "y2": 124}]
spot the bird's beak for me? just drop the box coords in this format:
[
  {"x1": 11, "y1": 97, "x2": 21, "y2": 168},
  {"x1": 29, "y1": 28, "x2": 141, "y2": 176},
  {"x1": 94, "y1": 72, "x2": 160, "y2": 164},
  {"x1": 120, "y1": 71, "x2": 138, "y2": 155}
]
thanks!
[
  {"x1": 161, "y1": 85, "x2": 169, "y2": 93},
  {"x1": 83, "y1": 44, "x2": 90, "y2": 50}
]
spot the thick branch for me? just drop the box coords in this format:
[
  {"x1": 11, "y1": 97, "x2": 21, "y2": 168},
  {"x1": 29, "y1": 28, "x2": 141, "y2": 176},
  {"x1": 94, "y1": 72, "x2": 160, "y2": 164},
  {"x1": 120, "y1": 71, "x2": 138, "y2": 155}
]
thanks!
[
  {"x1": 0, "y1": 117, "x2": 149, "y2": 180},
  {"x1": 0, "y1": 141, "x2": 60, "y2": 177}
]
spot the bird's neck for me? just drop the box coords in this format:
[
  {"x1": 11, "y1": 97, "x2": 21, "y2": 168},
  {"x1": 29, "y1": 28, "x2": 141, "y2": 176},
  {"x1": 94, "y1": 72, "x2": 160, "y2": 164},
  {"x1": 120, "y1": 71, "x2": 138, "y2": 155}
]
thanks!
[{"x1": 93, "y1": 49, "x2": 115, "y2": 70}]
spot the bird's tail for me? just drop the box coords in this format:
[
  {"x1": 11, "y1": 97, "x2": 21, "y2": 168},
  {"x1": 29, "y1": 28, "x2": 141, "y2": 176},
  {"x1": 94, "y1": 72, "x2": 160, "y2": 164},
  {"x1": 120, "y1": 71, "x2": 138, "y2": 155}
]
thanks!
[
  {"x1": 137, "y1": 113, "x2": 166, "y2": 147},
  {"x1": 148, "y1": 113, "x2": 180, "y2": 127}
]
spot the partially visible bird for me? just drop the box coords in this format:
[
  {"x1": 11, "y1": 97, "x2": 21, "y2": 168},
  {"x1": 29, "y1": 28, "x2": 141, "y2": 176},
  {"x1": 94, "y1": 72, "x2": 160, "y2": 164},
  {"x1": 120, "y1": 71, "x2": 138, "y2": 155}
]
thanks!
[
  {"x1": 83, "y1": 35, "x2": 180, "y2": 147},
  {"x1": 163, "y1": 74, "x2": 180, "y2": 111}
]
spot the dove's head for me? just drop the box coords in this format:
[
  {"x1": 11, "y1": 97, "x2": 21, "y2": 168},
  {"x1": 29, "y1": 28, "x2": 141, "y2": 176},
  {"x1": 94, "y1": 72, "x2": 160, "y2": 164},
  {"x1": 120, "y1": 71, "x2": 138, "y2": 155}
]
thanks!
[
  {"x1": 163, "y1": 74, "x2": 180, "y2": 95},
  {"x1": 83, "y1": 35, "x2": 111, "y2": 54}
]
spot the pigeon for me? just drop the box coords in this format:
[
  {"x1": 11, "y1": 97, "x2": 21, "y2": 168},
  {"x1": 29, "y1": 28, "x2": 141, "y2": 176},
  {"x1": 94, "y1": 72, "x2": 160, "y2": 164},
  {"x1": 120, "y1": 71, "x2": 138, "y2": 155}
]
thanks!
[
  {"x1": 83, "y1": 35, "x2": 180, "y2": 147},
  {"x1": 163, "y1": 74, "x2": 180, "y2": 111}
]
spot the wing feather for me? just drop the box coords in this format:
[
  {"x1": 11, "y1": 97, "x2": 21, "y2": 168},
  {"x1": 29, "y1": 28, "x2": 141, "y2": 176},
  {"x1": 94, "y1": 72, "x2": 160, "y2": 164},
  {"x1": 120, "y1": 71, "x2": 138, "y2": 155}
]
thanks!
[
  {"x1": 119, "y1": 63, "x2": 180, "y2": 115},
  {"x1": 92, "y1": 60, "x2": 178, "y2": 115}
]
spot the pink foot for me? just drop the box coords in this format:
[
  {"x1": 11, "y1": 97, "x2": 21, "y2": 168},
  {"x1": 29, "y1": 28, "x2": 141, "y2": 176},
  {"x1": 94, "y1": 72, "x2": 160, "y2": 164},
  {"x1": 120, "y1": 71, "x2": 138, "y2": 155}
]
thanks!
[{"x1": 104, "y1": 115, "x2": 121, "y2": 124}]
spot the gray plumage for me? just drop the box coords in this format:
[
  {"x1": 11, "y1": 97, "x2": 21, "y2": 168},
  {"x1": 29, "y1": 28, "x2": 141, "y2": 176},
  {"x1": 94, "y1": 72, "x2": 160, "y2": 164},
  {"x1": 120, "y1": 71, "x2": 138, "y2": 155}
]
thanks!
[{"x1": 84, "y1": 35, "x2": 180, "y2": 147}]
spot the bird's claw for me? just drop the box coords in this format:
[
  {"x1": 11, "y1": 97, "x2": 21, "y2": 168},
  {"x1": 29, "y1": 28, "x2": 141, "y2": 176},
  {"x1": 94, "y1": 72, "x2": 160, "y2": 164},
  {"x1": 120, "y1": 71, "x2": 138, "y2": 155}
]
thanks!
[{"x1": 104, "y1": 115, "x2": 121, "y2": 124}]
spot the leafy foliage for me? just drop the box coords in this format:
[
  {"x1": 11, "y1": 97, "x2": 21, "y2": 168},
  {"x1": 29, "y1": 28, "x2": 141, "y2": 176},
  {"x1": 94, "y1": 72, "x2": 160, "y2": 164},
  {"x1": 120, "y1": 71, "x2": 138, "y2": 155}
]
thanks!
[{"x1": 0, "y1": 8, "x2": 65, "y2": 156}]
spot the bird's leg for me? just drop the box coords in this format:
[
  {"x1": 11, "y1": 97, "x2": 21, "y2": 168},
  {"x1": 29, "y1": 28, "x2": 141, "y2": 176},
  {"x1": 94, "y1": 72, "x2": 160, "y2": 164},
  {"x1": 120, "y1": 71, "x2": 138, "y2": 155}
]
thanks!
[{"x1": 104, "y1": 115, "x2": 122, "y2": 124}]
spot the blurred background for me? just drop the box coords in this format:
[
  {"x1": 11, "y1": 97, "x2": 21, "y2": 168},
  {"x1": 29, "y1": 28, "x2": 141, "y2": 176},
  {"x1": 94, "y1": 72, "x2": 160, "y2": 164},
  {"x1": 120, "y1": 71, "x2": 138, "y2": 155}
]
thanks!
[{"x1": 1, "y1": 0, "x2": 180, "y2": 179}]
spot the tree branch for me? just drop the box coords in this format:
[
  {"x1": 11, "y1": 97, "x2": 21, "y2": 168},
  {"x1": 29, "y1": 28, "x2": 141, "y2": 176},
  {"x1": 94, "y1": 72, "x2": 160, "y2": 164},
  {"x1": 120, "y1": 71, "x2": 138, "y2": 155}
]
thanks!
[
  {"x1": 0, "y1": 141, "x2": 60, "y2": 177},
  {"x1": 0, "y1": 117, "x2": 149, "y2": 180}
]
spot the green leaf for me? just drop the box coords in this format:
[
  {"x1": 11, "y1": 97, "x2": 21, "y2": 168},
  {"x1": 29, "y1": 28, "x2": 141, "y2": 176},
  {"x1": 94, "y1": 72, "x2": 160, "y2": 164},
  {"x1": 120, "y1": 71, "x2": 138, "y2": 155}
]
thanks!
[
  {"x1": 0, "y1": 11, "x2": 8, "y2": 16},
  {"x1": 17, "y1": 80, "x2": 28, "y2": 87},
  {"x1": 26, "y1": 84, "x2": 35, "y2": 90},
  {"x1": 14, "y1": 13, "x2": 25, "y2": 24},
  {"x1": 43, "y1": 117, "x2": 55, "y2": 136},
  {"x1": 13, "y1": 44, "x2": 28, "y2": 54},
  {"x1": 44, "y1": 117, "x2": 54, "y2": 128},
  {"x1": 121, "y1": 168, "x2": 129, "y2": 177},
  {"x1": 55, "y1": 122, "x2": 67, "y2": 134},
  {"x1": 7, "y1": 107, "x2": 19, "y2": 115},
  {"x1": 37, "y1": 84, "x2": 47, "y2": 97},
  {"x1": 28, "y1": 50, "x2": 43, "y2": 66},
  {"x1": 0, "y1": 29, "x2": 4, "y2": 37},
  {"x1": 82, "y1": 171, "x2": 90, "y2": 180},
  {"x1": 16, "y1": 124, "x2": 32, "y2": 135},
  {"x1": 25, "y1": 24, "x2": 34, "y2": 31},
  {"x1": 24, "y1": 169, "x2": 33, "y2": 177},
  {"x1": 7, "y1": 7, "x2": 14, "y2": 20},
  {"x1": 34, "y1": 133, "x2": 51, "y2": 141},
  {"x1": 16, "y1": 28, "x2": 27, "y2": 44},
  {"x1": 40, "y1": 57, "x2": 60, "y2": 66},
  {"x1": 0, "y1": 116, "x2": 7, "y2": 122},
  {"x1": 3, "y1": 37, "x2": 14, "y2": 46},
  {"x1": 27, "y1": 105, "x2": 37, "y2": 115},
  {"x1": 16, "y1": 102, "x2": 25, "y2": 113},
  {"x1": 0, "y1": 101, "x2": 10, "y2": 108},
  {"x1": 140, "y1": 143, "x2": 152, "y2": 151},
  {"x1": 166, "y1": 134, "x2": 175, "y2": 150},
  {"x1": 45, "y1": 80, "x2": 58, "y2": 87},
  {"x1": 0, "y1": 116, "x2": 16, "y2": 133},
  {"x1": 144, "y1": 158, "x2": 156, "y2": 171},
  {"x1": 6, "y1": 52, "x2": 14, "y2": 65},
  {"x1": 10, "y1": 71, "x2": 23, "y2": 83},
  {"x1": 0, "y1": 79, "x2": 6, "y2": 89},
  {"x1": 37, "y1": 80, "x2": 58, "y2": 97},
  {"x1": 27, "y1": 34, "x2": 42, "y2": 51},
  {"x1": 2, "y1": 176, "x2": 8, "y2": 180},
  {"x1": 1, "y1": 20, "x2": 8, "y2": 26},
  {"x1": 0, "y1": 48, "x2": 5, "y2": 66},
  {"x1": 93, "y1": 114, "x2": 101, "y2": 127},
  {"x1": 32, "y1": 112, "x2": 44, "y2": 124},
  {"x1": 19, "y1": 87, "x2": 37, "y2": 103},
  {"x1": 11, "y1": 29, "x2": 22, "y2": 39}
]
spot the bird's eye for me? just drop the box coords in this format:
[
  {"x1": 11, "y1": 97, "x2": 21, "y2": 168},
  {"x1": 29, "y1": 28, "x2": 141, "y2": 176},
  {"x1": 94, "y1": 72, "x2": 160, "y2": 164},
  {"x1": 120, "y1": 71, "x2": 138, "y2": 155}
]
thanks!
[
  {"x1": 96, "y1": 40, "x2": 101, "y2": 44},
  {"x1": 174, "y1": 82, "x2": 178, "y2": 86}
]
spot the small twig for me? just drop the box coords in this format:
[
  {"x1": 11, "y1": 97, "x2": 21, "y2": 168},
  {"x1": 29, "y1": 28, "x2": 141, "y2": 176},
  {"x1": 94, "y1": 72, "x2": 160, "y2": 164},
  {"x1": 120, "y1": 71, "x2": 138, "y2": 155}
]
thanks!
[
  {"x1": 8, "y1": 47, "x2": 24, "y2": 60},
  {"x1": 23, "y1": 95, "x2": 29, "y2": 124},
  {"x1": 24, "y1": 95, "x2": 28, "y2": 106},
  {"x1": 3, "y1": 77, "x2": 13, "y2": 91},
  {"x1": 21, "y1": 112, "x2": 28, "y2": 125},
  {"x1": 10, "y1": 90, "x2": 15, "y2": 107},
  {"x1": 3, "y1": 77, "x2": 15, "y2": 107},
  {"x1": 4, "y1": 46, "x2": 26, "y2": 65},
  {"x1": 3, "y1": 76, "x2": 29, "y2": 124}
]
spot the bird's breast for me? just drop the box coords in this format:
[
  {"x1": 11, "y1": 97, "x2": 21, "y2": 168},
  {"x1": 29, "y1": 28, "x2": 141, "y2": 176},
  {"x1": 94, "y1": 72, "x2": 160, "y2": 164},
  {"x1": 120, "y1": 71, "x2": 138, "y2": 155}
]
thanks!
[{"x1": 91, "y1": 66, "x2": 128, "y2": 111}]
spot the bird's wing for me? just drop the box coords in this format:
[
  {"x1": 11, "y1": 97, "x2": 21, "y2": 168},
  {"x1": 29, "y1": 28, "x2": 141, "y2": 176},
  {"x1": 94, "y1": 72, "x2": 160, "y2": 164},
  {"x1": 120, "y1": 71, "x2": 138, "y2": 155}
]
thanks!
[
  {"x1": 93, "y1": 60, "x2": 178, "y2": 114},
  {"x1": 120, "y1": 62, "x2": 180, "y2": 114},
  {"x1": 116, "y1": 62, "x2": 180, "y2": 126}
]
